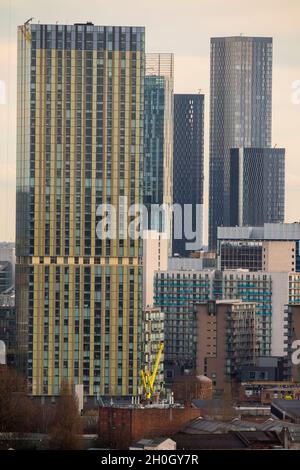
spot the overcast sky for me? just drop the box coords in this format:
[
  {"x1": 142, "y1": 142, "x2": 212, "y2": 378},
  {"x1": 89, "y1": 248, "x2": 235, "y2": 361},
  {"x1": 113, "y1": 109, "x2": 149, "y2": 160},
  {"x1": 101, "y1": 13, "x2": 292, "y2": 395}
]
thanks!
[{"x1": 0, "y1": 0, "x2": 299, "y2": 242}]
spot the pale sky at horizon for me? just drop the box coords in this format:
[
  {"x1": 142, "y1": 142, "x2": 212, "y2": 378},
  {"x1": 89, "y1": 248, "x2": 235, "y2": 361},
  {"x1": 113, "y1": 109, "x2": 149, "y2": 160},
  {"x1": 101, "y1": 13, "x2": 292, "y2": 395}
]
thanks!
[{"x1": 0, "y1": 0, "x2": 299, "y2": 243}]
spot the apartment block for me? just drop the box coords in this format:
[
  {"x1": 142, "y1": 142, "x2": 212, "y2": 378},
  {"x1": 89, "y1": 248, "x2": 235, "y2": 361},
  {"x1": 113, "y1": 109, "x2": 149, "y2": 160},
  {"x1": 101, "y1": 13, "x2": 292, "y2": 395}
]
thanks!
[
  {"x1": 16, "y1": 23, "x2": 145, "y2": 399},
  {"x1": 154, "y1": 268, "x2": 300, "y2": 380},
  {"x1": 153, "y1": 270, "x2": 215, "y2": 380},
  {"x1": 196, "y1": 300, "x2": 257, "y2": 393}
]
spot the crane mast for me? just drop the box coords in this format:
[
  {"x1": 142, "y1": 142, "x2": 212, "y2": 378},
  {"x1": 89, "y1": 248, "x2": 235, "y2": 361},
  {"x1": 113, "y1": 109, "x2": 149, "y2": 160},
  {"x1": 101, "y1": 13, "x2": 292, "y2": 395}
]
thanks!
[{"x1": 140, "y1": 342, "x2": 164, "y2": 399}]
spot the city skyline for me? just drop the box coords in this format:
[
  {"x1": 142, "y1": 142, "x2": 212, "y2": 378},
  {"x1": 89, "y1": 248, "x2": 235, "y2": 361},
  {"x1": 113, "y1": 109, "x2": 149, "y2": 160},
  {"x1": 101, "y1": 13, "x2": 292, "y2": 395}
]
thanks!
[
  {"x1": 0, "y1": 0, "x2": 300, "y2": 243},
  {"x1": 1, "y1": 1, "x2": 300, "y2": 455}
]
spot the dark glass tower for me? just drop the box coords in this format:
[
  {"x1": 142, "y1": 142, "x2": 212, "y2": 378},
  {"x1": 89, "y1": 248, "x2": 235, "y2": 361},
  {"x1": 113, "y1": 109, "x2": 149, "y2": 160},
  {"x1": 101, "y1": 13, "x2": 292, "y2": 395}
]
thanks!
[
  {"x1": 172, "y1": 94, "x2": 204, "y2": 256},
  {"x1": 16, "y1": 23, "x2": 145, "y2": 399},
  {"x1": 209, "y1": 36, "x2": 273, "y2": 248},
  {"x1": 230, "y1": 147, "x2": 285, "y2": 227}
]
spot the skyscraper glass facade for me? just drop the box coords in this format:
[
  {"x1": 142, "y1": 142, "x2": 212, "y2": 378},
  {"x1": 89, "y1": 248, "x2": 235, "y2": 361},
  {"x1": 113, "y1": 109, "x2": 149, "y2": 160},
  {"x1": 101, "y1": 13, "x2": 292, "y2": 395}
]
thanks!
[
  {"x1": 144, "y1": 75, "x2": 165, "y2": 207},
  {"x1": 143, "y1": 53, "x2": 173, "y2": 233},
  {"x1": 16, "y1": 23, "x2": 144, "y2": 399},
  {"x1": 209, "y1": 36, "x2": 273, "y2": 248},
  {"x1": 172, "y1": 94, "x2": 204, "y2": 256},
  {"x1": 230, "y1": 147, "x2": 285, "y2": 226}
]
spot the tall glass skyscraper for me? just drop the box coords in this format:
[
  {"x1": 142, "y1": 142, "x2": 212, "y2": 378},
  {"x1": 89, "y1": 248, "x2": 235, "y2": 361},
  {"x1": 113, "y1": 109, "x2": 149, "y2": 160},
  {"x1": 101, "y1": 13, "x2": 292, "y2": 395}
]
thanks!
[
  {"x1": 143, "y1": 53, "x2": 174, "y2": 234},
  {"x1": 230, "y1": 147, "x2": 285, "y2": 227},
  {"x1": 209, "y1": 36, "x2": 273, "y2": 248},
  {"x1": 16, "y1": 23, "x2": 145, "y2": 400},
  {"x1": 173, "y1": 94, "x2": 204, "y2": 256}
]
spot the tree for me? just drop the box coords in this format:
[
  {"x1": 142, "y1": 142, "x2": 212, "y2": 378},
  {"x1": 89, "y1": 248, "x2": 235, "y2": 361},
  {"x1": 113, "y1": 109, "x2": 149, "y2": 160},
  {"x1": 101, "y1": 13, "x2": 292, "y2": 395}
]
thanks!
[
  {"x1": 0, "y1": 366, "x2": 36, "y2": 432},
  {"x1": 49, "y1": 382, "x2": 82, "y2": 450}
]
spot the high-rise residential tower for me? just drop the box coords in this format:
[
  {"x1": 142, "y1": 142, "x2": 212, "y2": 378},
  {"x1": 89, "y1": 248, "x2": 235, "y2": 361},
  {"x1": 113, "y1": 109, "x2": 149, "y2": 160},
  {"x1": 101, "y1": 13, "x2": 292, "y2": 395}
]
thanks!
[
  {"x1": 196, "y1": 300, "x2": 257, "y2": 392},
  {"x1": 16, "y1": 22, "x2": 145, "y2": 400},
  {"x1": 230, "y1": 147, "x2": 285, "y2": 227},
  {"x1": 144, "y1": 53, "x2": 174, "y2": 235},
  {"x1": 209, "y1": 36, "x2": 273, "y2": 248},
  {"x1": 172, "y1": 94, "x2": 204, "y2": 256}
]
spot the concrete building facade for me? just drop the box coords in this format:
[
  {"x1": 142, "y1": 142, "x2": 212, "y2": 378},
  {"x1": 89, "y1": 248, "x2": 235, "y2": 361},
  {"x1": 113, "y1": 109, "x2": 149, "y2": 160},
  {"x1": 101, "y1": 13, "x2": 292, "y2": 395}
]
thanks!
[
  {"x1": 196, "y1": 300, "x2": 257, "y2": 393},
  {"x1": 143, "y1": 230, "x2": 168, "y2": 308},
  {"x1": 218, "y1": 223, "x2": 300, "y2": 273}
]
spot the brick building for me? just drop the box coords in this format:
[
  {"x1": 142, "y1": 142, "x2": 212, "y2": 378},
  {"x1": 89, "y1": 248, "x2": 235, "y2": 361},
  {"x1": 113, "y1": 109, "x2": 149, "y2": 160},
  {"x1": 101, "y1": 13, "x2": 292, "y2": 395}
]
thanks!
[{"x1": 98, "y1": 405, "x2": 201, "y2": 449}]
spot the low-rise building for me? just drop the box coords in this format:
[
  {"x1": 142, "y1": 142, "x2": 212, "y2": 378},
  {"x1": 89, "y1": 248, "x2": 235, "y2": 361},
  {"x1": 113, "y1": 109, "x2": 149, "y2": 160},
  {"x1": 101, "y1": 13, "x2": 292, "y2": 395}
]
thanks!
[
  {"x1": 271, "y1": 399, "x2": 300, "y2": 424},
  {"x1": 173, "y1": 430, "x2": 286, "y2": 450},
  {"x1": 98, "y1": 405, "x2": 201, "y2": 449},
  {"x1": 240, "y1": 381, "x2": 300, "y2": 404},
  {"x1": 130, "y1": 437, "x2": 176, "y2": 450},
  {"x1": 171, "y1": 373, "x2": 213, "y2": 403},
  {"x1": 240, "y1": 356, "x2": 285, "y2": 382}
]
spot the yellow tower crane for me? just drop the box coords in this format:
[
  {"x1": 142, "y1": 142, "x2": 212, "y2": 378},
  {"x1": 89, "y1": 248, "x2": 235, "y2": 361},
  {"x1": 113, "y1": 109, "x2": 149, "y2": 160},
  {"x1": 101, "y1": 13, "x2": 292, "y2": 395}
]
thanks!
[{"x1": 140, "y1": 343, "x2": 164, "y2": 400}]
